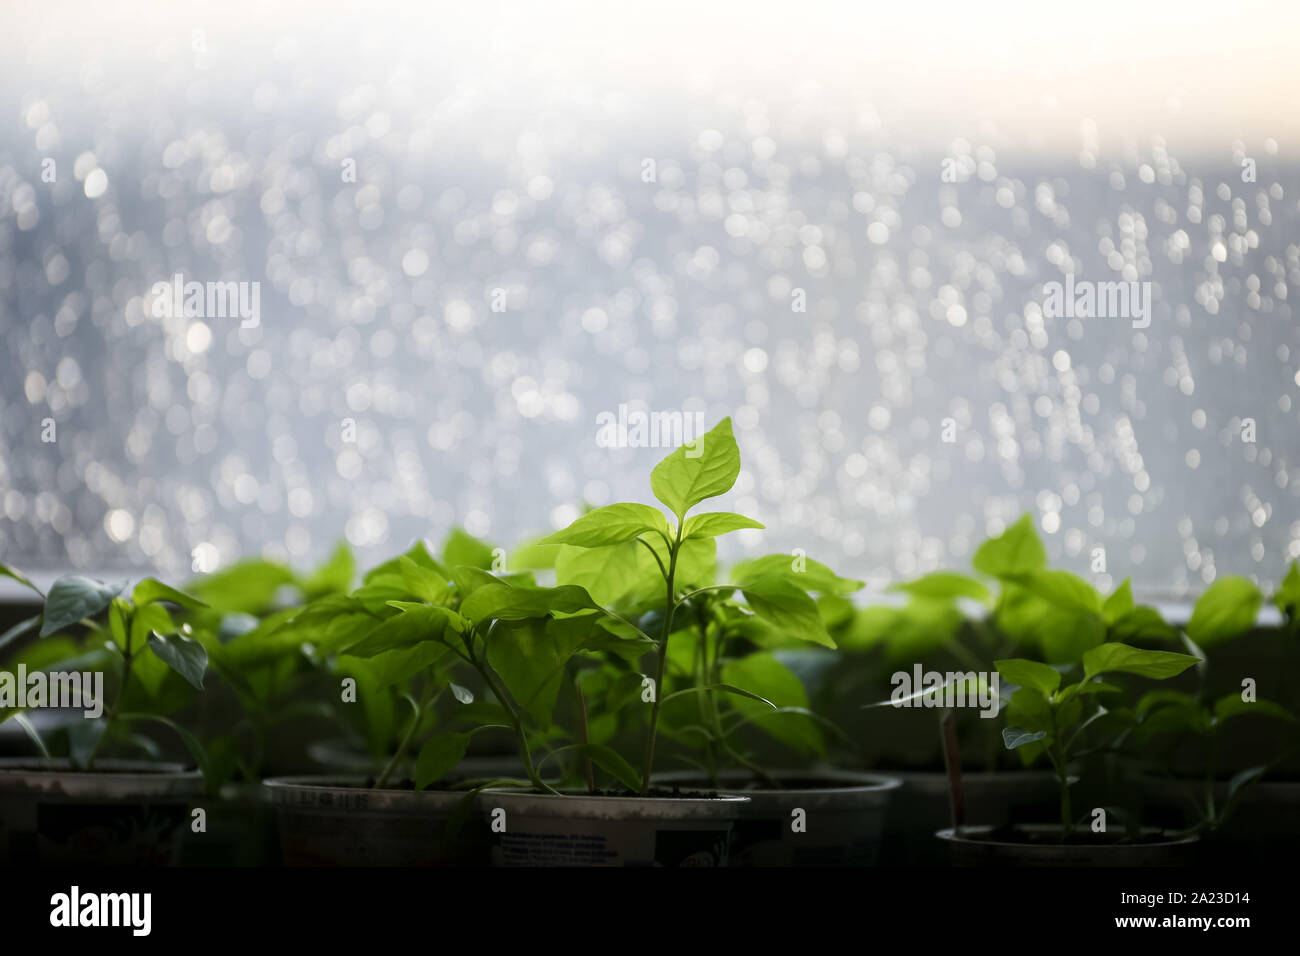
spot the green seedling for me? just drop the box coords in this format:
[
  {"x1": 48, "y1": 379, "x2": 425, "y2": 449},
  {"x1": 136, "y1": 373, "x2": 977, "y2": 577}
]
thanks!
[
  {"x1": 176, "y1": 545, "x2": 357, "y2": 787},
  {"x1": 996, "y1": 641, "x2": 1200, "y2": 837},
  {"x1": 0, "y1": 561, "x2": 212, "y2": 777},
  {"x1": 1132, "y1": 573, "x2": 1296, "y2": 833},
  {"x1": 543, "y1": 418, "x2": 852, "y2": 792}
]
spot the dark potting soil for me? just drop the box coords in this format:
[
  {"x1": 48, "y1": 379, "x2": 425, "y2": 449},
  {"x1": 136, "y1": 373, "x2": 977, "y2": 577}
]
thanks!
[
  {"x1": 734, "y1": 777, "x2": 862, "y2": 791},
  {"x1": 670, "y1": 775, "x2": 863, "y2": 792},
  {"x1": 972, "y1": 825, "x2": 1185, "y2": 847},
  {"x1": 3, "y1": 764, "x2": 192, "y2": 775},
  {"x1": 351, "y1": 778, "x2": 721, "y2": 797},
  {"x1": 358, "y1": 777, "x2": 485, "y2": 792},
  {"x1": 526, "y1": 786, "x2": 722, "y2": 799}
]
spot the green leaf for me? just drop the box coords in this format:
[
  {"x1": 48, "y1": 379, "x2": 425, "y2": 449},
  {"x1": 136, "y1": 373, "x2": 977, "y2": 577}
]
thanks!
[
  {"x1": 541, "y1": 503, "x2": 671, "y2": 548},
  {"x1": 349, "y1": 574, "x2": 414, "y2": 613},
  {"x1": 508, "y1": 537, "x2": 563, "y2": 571},
  {"x1": 345, "y1": 605, "x2": 465, "y2": 658},
  {"x1": 1005, "y1": 687, "x2": 1054, "y2": 733},
  {"x1": 972, "y1": 514, "x2": 1047, "y2": 578},
  {"x1": 363, "y1": 540, "x2": 445, "y2": 585},
  {"x1": 334, "y1": 658, "x2": 393, "y2": 756},
  {"x1": 301, "y1": 542, "x2": 355, "y2": 597},
  {"x1": 718, "y1": 653, "x2": 822, "y2": 755},
  {"x1": 571, "y1": 617, "x2": 656, "y2": 661},
  {"x1": 0, "y1": 615, "x2": 41, "y2": 654},
  {"x1": 1212, "y1": 694, "x2": 1295, "y2": 724},
  {"x1": 1002, "y1": 727, "x2": 1047, "y2": 749},
  {"x1": 146, "y1": 632, "x2": 208, "y2": 690},
  {"x1": 219, "y1": 597, "x2": 376, "y2": 668},
  {"x1": 1108, "y1": 606, "x2": 1180, "y2": 644},
  {"x1": 106, "y1": 598, "x2": 129, "y2": 648},
  {"x1": 682, "y1": 512, "x2": 765, "y2": 539},
  {"x1": 1006, "y1": 570, "x2": 1101, "y2": 614},
  {"x1": 674, "y1": 682, "x2": 778, "y2": 708},
  {"x1": 362, "y1": 642, "x2": 454, "y2": 689},
  {"x1": 1064, "y1": 680, "x2": 1123, "y2": 698},
  {"x1": 130, "y1": 602, "x2": 174, "y2": 657},
  {"x1": 740, "y1": 576, "x2": 835, "y2": 648},
  {"x1": 555, "y1": 542, "x2": 644, "y2": 607},
  {"x1": 890, "y1": 572, "x2": 990, "y2": 604},
  {"x1": 399, "y1": 557, "x2": 455, "y2": 605},
  {"x1": 1225, "y1": 765, "x2": 1268, "y2": 808},
  {"x1": 485, "y1": 618, "x2": 586, "y2": 728},
  {"x1": 994, "y1": 658, "x2": 1062, "y2": 697},
  {"x1": 734, "y1": 553, "x2": 863, "y2": 595},
  {"x1": 1103, "y1": 578, "x2": 1135, "y2": 622},
  {"x1": 119, "y1": 712, "x2": 212, "y2": 783},
  {"x1": 1133, "y1": 701, "x2": 1207, "y2": 741},
  {"x1": 131, "y1": 643, "x2": 172, "y2": 699},
  {"x1": 132, "y1": 578, "x2": 208, "y2": 610},
  {"x1": 186, "y1": 559, "x2": 296, "y2": 614},
  {"x1": 650, "y1": 417, "x2": 741, "y2": 521},
  {"x1": 634, "y1": 535, "x2": 717, "y2": 593},
  {"x1": 1187, "y1": 576, "x2": 1264, "y2": 646},
  {"x1": 994, "y1": 584, "x2": 1105, "y2": 665},
  {"x1": 0, "y1": 562, "x2": 42, "y2": 597},
  {"x1": 442, "y1": 528, "x2": 496, "y2": 571},
  {"x1": 449, "y1": 681, "x2": 474, "y2": 704},
  {"x1": 10, "y1": 713, "x2": 50, "y2": 755},
  {"x1": 1082, "y1": 642, "x2": 1200, "y2": 680},
  {"x1": 448, "y1": 565, "x2": 502, "y2": 597},
  {"x1": 564, "y1": 743, "x2": 642, "y2": 792},
  {"x1": 1136, "y1": 689, "x2": 1200, "y2": 717},
  {"x1": 415, "y1": 734, "x2": 470, "y2": 791},
  {"x1": 459, "y1": 584, "x2": 598, "y2": 624},
  {"x1": 1275, "y1": 561, "x2": 1300, "y2": 618},
  {"x1": 40, "y1": 575, "x2": 123, "y2": 637}
]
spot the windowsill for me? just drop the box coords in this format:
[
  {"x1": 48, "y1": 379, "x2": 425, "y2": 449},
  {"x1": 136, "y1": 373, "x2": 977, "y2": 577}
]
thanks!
[{"x1": 0, "y1": 571, "x2": 1287, "y2": 628}]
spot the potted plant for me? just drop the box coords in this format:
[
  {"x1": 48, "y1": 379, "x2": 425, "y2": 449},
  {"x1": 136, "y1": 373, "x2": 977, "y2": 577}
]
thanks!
[
  {"x1": 1132, "y1": 565, "x2": 1299, "y2": 863},
  {"x1": 169, "y1": 546, "x2": 358, "y2": 865},
  {"x1": 0, "y1": 563, "x2": 210, "y2": 866},
  {"x1": 261, "y1": 531, "x2": 531, "y2": 866},
  {"x1": 938, "y1": 637, "x2": 1203, "y2": 865},
  {"x1": 835, "y1": 515, "x2": 1179, "y2": 862},
  {"x1": 452, "y1": 417, "x2": 900, "y2": 866},
  {"x1": 621, "y1": 548, "x2": 900, "y2": 866},
  {"x1": 310, "y1": 424, "x2": 771, "y2": 866}
]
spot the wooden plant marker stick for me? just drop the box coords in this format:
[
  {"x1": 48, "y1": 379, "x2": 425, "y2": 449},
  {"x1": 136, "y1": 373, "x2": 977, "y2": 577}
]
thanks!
[{"x1": 940, "y1": 709, "x2": 965, "y2": 835}]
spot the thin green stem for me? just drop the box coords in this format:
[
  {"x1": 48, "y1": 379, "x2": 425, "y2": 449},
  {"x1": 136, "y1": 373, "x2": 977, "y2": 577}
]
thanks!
[
  {"x1": 87, "y1": 645, "x2": 132, "y2": 770},
  {"x1": 635, "y1": 536, "x2": 669, "y2": 581},
  {"x1": 676, "y1": 584, "x2": 739, "y2": 604},
  {"x1": 640, "y1": 524, "x2": 682, "y2": 793},
  {"x1": 375, "y1": 681, "x2": 436, "y2": 789},
  {"x1": 693, "y1": 613, "x2": 718, "y2": 784},
  {"x1": 469, "y1": 637, "x2": 558, "y2": 795},
  {"x1": 1048, "y1": 706, "x2": 1072, "y2": 839}
]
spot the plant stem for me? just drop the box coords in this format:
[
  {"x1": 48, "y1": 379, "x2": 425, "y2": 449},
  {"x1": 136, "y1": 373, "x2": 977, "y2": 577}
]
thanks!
[
  {"x1": 1205, "y1": 727, "x2": 1219, "y2": 824},
  {"x1": 375, "y1": 680, "x2": 435, "y2": 789},
  {"x1": 1058, "y1": 758, "x2": 1072, "y2": 838},
  {"x1": 575, "y1": 680, "x2": 595, "y2": 793},
  {"x1": 640, "y1": 526, "x2": 681, "y2": 793},
  {"x1": 87, "y1": 646, "x2": 132, "y2": 770},
  {"x1": 471, "y1": 645, "x2": 557, "y2": 794},
  {"x1": 1052, "y1": 709, "x2": 1073, "y2": 839},
  {"x1": 695, "y1": 613, "x2": 719, "y2": 786}
]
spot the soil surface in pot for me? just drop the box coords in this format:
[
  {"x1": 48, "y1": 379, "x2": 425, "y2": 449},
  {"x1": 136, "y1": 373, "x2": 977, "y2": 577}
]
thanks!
[
  {"x1": 2, "y1": 764, "x2": 193, "y2": 774},
  {"x1": 724, "y1": 777, "x2": 862, "y2": 790},
  {"x1": 512, "y1": 786, "x2": 721, "y2": 798},
  {"x1": 970, "y1": 825, "x2": 1187, "y2": 846},
  {"x1": 356, "y1": 777, "x2": 484, "y2": 791}
]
